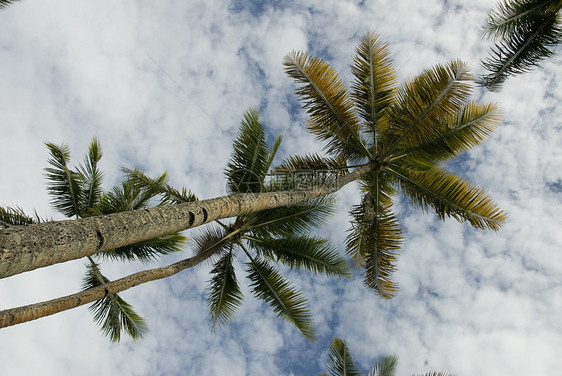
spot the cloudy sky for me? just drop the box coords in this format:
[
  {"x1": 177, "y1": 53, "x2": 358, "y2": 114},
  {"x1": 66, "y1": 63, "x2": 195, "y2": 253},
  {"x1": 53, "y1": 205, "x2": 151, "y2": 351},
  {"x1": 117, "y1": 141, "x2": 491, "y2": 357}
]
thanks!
[{"x1": 1, "y1": 0, "x2": 561, "y2": 375}]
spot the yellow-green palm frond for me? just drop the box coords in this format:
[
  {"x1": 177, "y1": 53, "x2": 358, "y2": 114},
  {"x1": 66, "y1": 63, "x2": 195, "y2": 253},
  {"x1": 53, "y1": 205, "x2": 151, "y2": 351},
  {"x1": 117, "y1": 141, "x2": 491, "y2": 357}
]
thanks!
[
  {"x1": 347, "y1": 194, "x2": 403, "y2": 299},
  {"x1": 390, "y1": 166, "x2": 507, "y2": 231},
  {"x1": 319, "y1": 337, "x2": 361, "y2": 376},
  {"x1": 402, "y1": 102, "x2": 502, "y2": 163},
  {"x1": 384, "y1": 60, "x2": 473, "y2": 156},
  {"x1": 207, "y1": 248, "x2": 244, "y2": 330},
  {"x1": 367, "y1": 355, "x2": 398, "y2": 376},
  {"x1": 283, "y1": 51, "x2": 370, "y2": 162},
  {"x1": 83, "y1": 260, "x2": 148, "y2": 342},
  {"x1": 351, "y1": 32, "x2": 397, "y2": 135},
  {"x1": 245, "y1": 255, "x2": 316, "y2": 341},
  {"x1": 226, "y1": 109, "x2": 272, "y2": 193}
]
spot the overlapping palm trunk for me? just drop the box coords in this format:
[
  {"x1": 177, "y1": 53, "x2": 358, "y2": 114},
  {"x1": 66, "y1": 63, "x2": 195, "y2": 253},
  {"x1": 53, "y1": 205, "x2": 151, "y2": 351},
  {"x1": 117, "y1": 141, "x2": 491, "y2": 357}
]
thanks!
[{"x1": 0, "y1": 165, "x2": 368, "y2": 279}]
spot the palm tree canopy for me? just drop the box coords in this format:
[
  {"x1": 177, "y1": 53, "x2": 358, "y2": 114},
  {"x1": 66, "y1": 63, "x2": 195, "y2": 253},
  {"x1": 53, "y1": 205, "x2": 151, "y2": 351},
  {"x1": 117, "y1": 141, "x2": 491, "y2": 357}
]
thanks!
[
  {"x1": 479, "y1": 0, "x2": 562, "y2": 91},
  {"x1": 284, "y1": 32, "x2": 507, "y2": 299}
]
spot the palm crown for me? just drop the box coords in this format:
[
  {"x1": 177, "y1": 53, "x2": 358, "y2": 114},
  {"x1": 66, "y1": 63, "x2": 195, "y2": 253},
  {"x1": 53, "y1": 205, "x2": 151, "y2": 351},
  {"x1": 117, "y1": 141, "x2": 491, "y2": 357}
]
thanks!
[{"x1": 282, "y1": 32, "x2": 507, "y2": 299}]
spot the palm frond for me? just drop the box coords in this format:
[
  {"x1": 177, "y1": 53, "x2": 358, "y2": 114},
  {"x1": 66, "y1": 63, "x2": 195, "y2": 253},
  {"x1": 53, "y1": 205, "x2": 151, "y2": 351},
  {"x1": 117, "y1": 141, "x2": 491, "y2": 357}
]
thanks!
[
  {"x1": 479, "y1": 4, "x2": 562, "y2": 91},
  {"x1": 101, "y1": 232, "x2": 187, "y2": 263},
  {"x1": 414, "y1": 373, "x2": 455, "y2": 376},
  {"x1": 123, "y1": 168, "x2": 198, "y2": 205},
  {"x1": 44, "y1": 142, "x2": 83, "y2": 218},
  {"x1": 283, "y1": 51, "x2": 370, "y2": 162},
  {"x1": 77, "y1": 138, "x2": 104, "y2": 212},
  {"x1": 483, "y1": 0, "x2": 560, "y2": 40},
  {"x1": 225, "y1": 109, "x2": 271, "y2": 193},
  {"x1": 322, "y1": 337, "x2": 361, "y2": 376},
  {"x1": 367, "y1": 355, "x2": 398, "y2": 376},
  {"x1": 207, "y1": 248, "x2": 244, "y2": 329},
  {"x1": 0, "y1": 206, "x2": 38, "y2": 227},
  {"x1": 271, "y1": 154, "x2": 346, "y2": 192},
  {"x1": 0, "y1": 0, "x2": 20, "y2": 9},
  {"x1": 192, "y1": 225, "x2": 233, "y2": 263},
  {"x1": 246, "y1": 236, "x2": 350, "y2": 277},
  {"x1": 384, "y1": 60, "x2": 473, "y2": 156},
  {"x1": 390, "y1": 166, "x2": 507, "y2": 231},
  {"x1": 245, "y1": 256, "x2": 316, "y2": 341},
  {"x1": 83, "y1": 261, "x2": 148, "y2": 342},
  {"x1": 265, "y1": 134, "x2": 283, "y2": 173},
  {"x1": 351, "y1": 32, "x2": 397, "y2": 135},
  {"x1": 402, "y1": 102, "x2": 501, "y2": 163},
  {"x1": 92, "y1": 180, "x2": 156, "y2": 215},
  {"x1": 247, "y1": 195, "x2": 335, "y2": 238},
  {"x1": 347, "y1": 195, "x2": 403, "y2": 299}
]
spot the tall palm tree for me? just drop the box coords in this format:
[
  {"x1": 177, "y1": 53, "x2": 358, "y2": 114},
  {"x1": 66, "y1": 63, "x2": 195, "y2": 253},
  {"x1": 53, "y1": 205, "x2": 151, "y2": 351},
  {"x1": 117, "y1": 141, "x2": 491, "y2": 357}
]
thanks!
[
  {"x1": 1, "y1": 139, "x2": 189, "y2": 341},
  {"x1": 319, "y1": 337, "x2": 453, "y2": 376},
  {"x1": 479, "y1": 0, "x2": 562, "y2": 91},
  {"x1": 282, "y1": 32, "x2": 507, "y2": 298},
  {"x1": 1, "y1": 111, "x2": 349, "y2": 342}
]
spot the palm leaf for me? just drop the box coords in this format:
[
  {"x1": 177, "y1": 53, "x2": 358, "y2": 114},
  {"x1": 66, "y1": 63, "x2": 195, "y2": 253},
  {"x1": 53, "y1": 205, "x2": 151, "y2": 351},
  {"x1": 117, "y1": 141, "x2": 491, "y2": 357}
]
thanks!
[
  {"x1": 123, "y1": 168, "x2": 197, "y2": 204},
  {"x1": 225, "y1": 109, "x2": 270, "y2": 193},
  {"x1": 207, "y1": 248, "x2": 244, "y2": 329},
  {"x1": 320, "y1": 337, "x2": 361, "y2": 376},
  {"x1": 0, "y1": 206, "x2": 38, "y2": 227},
  {"x1": 384, "y1": 60, "x2": 473, "y2": 156},
  {"x1": 351, "y1": 32, "x2": 397, "y2": 136},
  {"x1": 246, "y1": 235, "x2": 350, "y2": 277},
  {"x1": 83, "y1": 261, "x2": 148, "y2": 342},
  {"x1": 367, "y1": 355, "x2": 398, "y2": 376},
  {"x1": 245, "y1": 255, "x2": 316, "y2": 341},
  {"x1": 0, "y1": 0, "x2": 20, "y2": 9},
  {"x1": 479, "y1": 4, "x2": 562, "y2": 91},
  {"x1": 283, "y1": 51, "x2": 370, "y2": 162},
  {"x1": 101, "y1": 232, "x2": 187, "y2": 262},
  {"x1": 77, "y1": 138, "x2": 104, "y2": 212},
  {"x1": 44, "y1": 142, "x2": 83, "y2": 218},
  {"x1": 347, "y1": 195, "x2": 403, "y2": 299},
  {"x1": 192, "y1": 225, "x2": 233, "y2": 263},
  {"x1": 390, "y1": 166, "x2": 507, "y2": 230}
]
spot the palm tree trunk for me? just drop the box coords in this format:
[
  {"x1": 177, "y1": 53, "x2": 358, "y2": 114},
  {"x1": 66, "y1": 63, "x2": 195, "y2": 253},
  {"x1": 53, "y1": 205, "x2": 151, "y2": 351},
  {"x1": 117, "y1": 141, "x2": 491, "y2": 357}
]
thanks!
[
  {"x1": 0, "y1": 165, "x2": 370, "y2": 279},
  {"x1": 0, "y1": 245, "x2": 216, "y2": 328}
]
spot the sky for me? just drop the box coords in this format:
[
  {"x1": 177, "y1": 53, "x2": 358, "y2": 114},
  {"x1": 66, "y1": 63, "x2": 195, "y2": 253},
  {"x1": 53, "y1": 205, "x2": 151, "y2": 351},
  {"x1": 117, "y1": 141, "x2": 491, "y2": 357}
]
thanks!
[{"x1": 1, "y1": 0, "x2": 561, "y2": 375}]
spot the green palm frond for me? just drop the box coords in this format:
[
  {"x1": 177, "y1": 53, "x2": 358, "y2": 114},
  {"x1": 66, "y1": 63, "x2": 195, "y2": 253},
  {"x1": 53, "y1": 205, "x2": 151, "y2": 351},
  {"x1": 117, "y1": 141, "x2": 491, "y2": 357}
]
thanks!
[
  {"x1": 265, "y1": 134, "x2": 283, "y2": 173},
  {"x1": 483, "y1": 0, "x2": 560, "y2": 40},
  {"x1": 92, "y1": 181, "x2": 154, "y2": 214},
  {"x1": 246, "y1": 235, "x2": 350, "y2": 277},
  {"x1": 0, "y1": 206, "x2": 38, "y2": 227},
  {"x1": 480, "y1": 6, "x2": 561, "y2": 90},
  {"x1": 83, "y1": 261, "x2": 148, "y2": 342},
  {"x1": 320, "y1": 337, "x2": 361, "y2": 376},
  {"x1": 101, "y1": 232, "x2": 187, "y2": 263},
  {"x1": 207, "y1": 248, "x2": 244, "y2": 329},
  {"x1": 192, "y1": 225, "x2": 234, "y2": 262},
  {"x1": 414, "y1": 373, "x2": 455, "y2": 376},
  {"x1": 77, "y1": 138, "x2": 104, "y2": 211},
  {"x1": 283, "y1": 51, "x2": 370, "y2": 162},
  {"x1": 44, "y1": 142, "x2": 83, "y2": 218},
  {"x1": 351, "y1": 32, "x2": 397, "y2": 136},
  {"x1": 123, "y1": 168, "x2": 198, "y2": 204},
  {"x1": 273, "y1": 153, "x2": 346, "y2": 173},
  {"x1": 245, "y1": 255, "x2": 316, "y2": 341},
  {"x1": 367, "y1": 355, "x2": 398, "y2": 376},
  {"x1": 0, "y1": 0, "x2": 20, "y2": 9},
  {"x1": 247, "y1": 195, "x2": 335, "y2": 238},
  {"x1": 390, "y1": 166, "x2": 507, "y2": 231},
  {"x1": 347, "y1": 196, "x2": 403, "y2": 299},
  {"x1": 402, "y1": 102, "x2": 501, "y2": 164},
  {"x1": 226, "y1": 109, "x2": 271, "y2": 193},
  {"x1": 384, "y1": 60, "x2": 473, "y2": 156}
]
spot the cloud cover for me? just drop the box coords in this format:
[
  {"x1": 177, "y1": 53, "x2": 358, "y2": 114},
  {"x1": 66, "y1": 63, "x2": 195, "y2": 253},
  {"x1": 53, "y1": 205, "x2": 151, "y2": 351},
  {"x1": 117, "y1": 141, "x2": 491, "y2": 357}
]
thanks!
[{"x1": 1, "y1": 0, "x2": 561, "y2": 375}]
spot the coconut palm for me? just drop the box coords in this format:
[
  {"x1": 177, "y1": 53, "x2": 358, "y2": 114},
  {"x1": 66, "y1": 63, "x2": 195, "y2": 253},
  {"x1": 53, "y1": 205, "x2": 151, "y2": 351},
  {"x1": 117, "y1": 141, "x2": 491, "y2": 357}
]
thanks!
[
  {"x1": 0, "y1": 111, "x2": 349, "y2": 342},
  {"x1": 282, "y1": 32, "x2": 507, "y2": 299},
  {"x1": 319, "y1": 337, "x2": 453, "y2": 376},
  {"x1": 1, "y1": 139, "x2": 189, "y2": 341},
  {"x1": 479, "y1": 0, "x2": 562, "y2": 91}
]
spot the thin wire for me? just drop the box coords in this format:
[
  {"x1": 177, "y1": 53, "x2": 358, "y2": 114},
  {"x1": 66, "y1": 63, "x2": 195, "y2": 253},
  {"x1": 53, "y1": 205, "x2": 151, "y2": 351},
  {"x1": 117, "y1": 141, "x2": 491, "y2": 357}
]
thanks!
[{"x1": 146, "y1": 54, "x2": 234, "y2": 138}]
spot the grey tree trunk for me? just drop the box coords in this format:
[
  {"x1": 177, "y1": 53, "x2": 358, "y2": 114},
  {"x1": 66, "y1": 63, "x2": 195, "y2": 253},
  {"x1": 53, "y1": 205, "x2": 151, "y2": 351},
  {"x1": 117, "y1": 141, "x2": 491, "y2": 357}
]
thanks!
[
  {"x1": 0, "y1": 165, "x2": 369, "y2": 279},
  {"x1": 0, "y1": 243, "x2": 216, "y2": 328}
]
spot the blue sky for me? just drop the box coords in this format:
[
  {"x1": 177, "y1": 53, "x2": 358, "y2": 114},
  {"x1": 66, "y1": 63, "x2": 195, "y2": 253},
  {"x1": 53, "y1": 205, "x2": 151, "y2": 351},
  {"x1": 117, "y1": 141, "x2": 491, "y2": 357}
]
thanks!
[{"x1": 1, "y1": 0, "x2": 562, "y2": 375}]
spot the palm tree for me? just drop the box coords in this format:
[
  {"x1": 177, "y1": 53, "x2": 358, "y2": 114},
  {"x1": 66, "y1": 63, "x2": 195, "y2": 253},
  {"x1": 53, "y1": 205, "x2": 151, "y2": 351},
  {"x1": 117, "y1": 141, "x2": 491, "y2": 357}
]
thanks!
[
  {"x1": 282, "y1": 32, "x2": 506, "y2": 298},
  {"x1": 1, "y1": 139, "x2": 189, "y2": 341},
  {"x1": 1, "y1": 111, "x2": 349, "y2": 342},
  {"x1": 0, "y1": 0, "x2": 20, "y2": 9},
  {"x1": 479, "y1": 0, "x2": 562, "y2": 91},
  {"x1": 319, "y1": 337, "x2": 453, "y2": 376}
]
